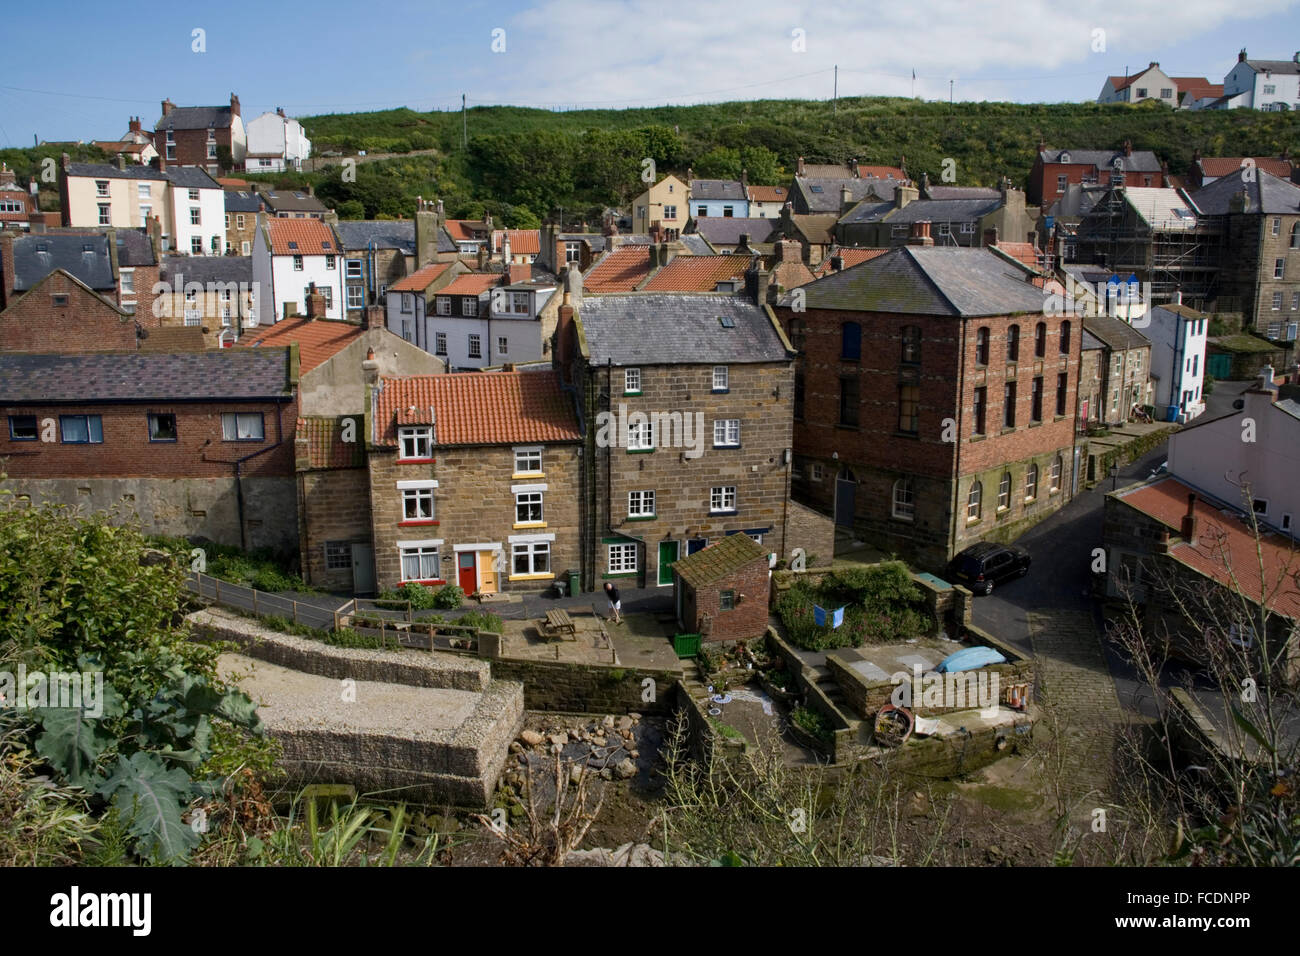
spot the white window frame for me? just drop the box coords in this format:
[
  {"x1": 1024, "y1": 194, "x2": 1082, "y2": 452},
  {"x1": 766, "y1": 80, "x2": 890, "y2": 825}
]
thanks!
[
  {"x1": 892, "y1": 478, "x2": 914, "y2": 521},
  {"x1": 434, "y1": 331, "x2": 448, "y2": 356},
  {"x1": 625, "y1": 368, "x2": 641, "y2": 394},
  {"x1": 346, "y1": 259, "x2": 362, "y2": 278},
  {"x1": 512, "y1": 541, "x2": 550, "y2": 576},
  {"x1": 468, "y1": 333, "x2": 483, "y2": 359},
  {"x1": 462, "y1": 296, "x2": 478, "y2": 316},
  {"x1": 627, "y1": 420, "x2": 655, "y2": 451},
  {"x1": 608, "y1": 542, "x2": 638, "y2": 574},
  {"x1": 710, "y1": 485, "x2": 737, "y2": 513},
  {"x1": 628, "y1": 490, "x2": 656, "y2": 517},
  {"x1": 514, "y1": 446, "x2": 543, "y2": 475},
  {"x1": 811, "y1": 463, "x2": 823, "y2": 481},
  {"x1": 967, "y1": 481, "x2": 982, "y2": 521},
  {"x1": 398, "y1": 426, "x2": 433, "y2": 461},
  {"x1": 436, "y1": 296, "x2": 451, "y2": 315},
  {"x1": 221, "y1": 412, "x2": 264, "y2": 441},
  {"x1": 399, "y1": 481, "x2": 437, "y2": 521},
  {"x1": 292, "y1": 254, "x2": 303, "y2": 271},
  {"x1": 1050, "y1": 456, "x2": 1062, "y2": 491},
  {"x1": 515, "y1": 491, "x2": 543, "y2": 524},
  {"x1": 346, "y1": 285, "x2": 363, "y2": 309},
  {"x1": 713, "y1": 419, "x2": 740, "y2": 446},
  {"x1": 997, "y1": 472, "x2": 1011, "y2": 511},
  {"x1": 712, "y1": 365, "x2": 729, "y2": 391},
  {"x1": 399, "y1": 543, "x2": 442, "y2": 583}
]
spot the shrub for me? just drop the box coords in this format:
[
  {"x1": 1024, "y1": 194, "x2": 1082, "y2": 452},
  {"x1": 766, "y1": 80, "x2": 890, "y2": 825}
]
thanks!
[
  {"x1": 398, "y1": 582, "x2": 438, "y2": 610},
  {"x1": 433, "y1": 584, "x2": 464, "y2": 609},
  {"x1": 456, "y1": 609, "x2": 503, "y2": 633},
  {"x1": 790, "y1": 706, "x2": 834, "y2": 746}
]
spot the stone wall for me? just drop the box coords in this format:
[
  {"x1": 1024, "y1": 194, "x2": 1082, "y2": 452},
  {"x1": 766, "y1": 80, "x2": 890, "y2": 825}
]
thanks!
[
  {"x1": 298, "y1": 467, "x2": 369, "y2": 590},
  {"x1": 784, "y1": 498, "x2": 835, "y2": 568},
  {"x1": 486, "y1": 656, "x2": 680, "y2": 715},
  {"x1": 3, "y1": 475, "x2": 298, "y2": 554}
]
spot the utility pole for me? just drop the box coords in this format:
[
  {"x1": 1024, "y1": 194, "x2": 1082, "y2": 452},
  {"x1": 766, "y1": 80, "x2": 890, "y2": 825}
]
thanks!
[
  {"x1": 833, "y1": 65, "x2": 838, "y2": 112},
  {"x1": 949, "y1": 79, "x2": 954, "y2": 104},
  {"x1": 462, "y1": 94, "x2": 467, "y2": 149}
]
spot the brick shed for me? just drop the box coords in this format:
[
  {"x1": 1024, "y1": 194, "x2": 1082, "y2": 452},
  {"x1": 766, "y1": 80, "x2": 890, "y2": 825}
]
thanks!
[{"x1": 672, "y1": 533, "x2": 771, "y2": 644}]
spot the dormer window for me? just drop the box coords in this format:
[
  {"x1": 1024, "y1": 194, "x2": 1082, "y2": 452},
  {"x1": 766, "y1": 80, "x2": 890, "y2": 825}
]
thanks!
[
  {"x1": 1059, "y1": 152, "x2": 1071, "y2": 164},
  {"x1": 398, "y1": 426, "x2": 433, "y2": 461}
]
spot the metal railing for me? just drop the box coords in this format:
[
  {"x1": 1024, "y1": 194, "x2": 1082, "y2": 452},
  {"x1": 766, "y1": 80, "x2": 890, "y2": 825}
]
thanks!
[{"x1": 185, "y1": 571, "x2": 348, "y2": 631}]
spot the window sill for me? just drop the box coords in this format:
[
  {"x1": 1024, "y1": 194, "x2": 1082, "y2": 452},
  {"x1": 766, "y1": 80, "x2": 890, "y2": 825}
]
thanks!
[
  {"x1": 397, "y1": 457, "x2": 436, "y2": 464},
  {"x1": 1000, "y1": 426, "x2": 1016, "y2": 435},
  {"x1": 893, "y1": 430, "x2": 920, "y2": 439},
  {"x1": 892, "y1": 514, "x2": 915, "y2": 523},
  {"x1": 709, "y1": 510, "x2": 739, "y2": 517},
  {"x1": 835, "y1": 423, "x2": 860, "y2": 431},
  {"x1": 399, "y1": 520, "x2": 439, "y2": 527},
  {"x1": 627, "y1": 448, "x2": 655, "y2": 454},
  {"x1": 401, "y1": 579, "x2": 446, "y2": 587},
  {"x1": 512, "y1": 472, "x2": 545, "y2": 480},
  {"x1": 711, "y1": 388, "x2": 730, "y2": 395},
  {"x1": 602, "y1": 572, "x2": 638, "y2": 579},
  {"x1": 509, "y1": 573, "x2": 555, "y2": 582},
  {"x1": 712, "y1": 443, "x2": 741, "y2": 450},
  {"x1": 969, "y1": 434, "x2": 987, "y2": 443},
  {"x1": 513, "y1": 522, "x2": 547, "y2": 530},
  {"x1": 966, "y1": 517, "x2": 981, "y2": 525},
  {"x1": 626, "y1": 515, "x2": 658, "y2": 522},
  {"x1": 623, "y1": 391, "x2": 642, "y2": 397},
  {"x1": 1053, "y1": 415, "x2": 1067, "y2": 422}
]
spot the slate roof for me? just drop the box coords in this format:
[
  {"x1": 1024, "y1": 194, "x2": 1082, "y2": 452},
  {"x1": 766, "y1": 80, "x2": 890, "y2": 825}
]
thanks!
[
  {"x1": 689, "y1": 179, "x2": 746, "y2": 201},
  {"x1": 673, "y1": 532, "x2": 767, "y2": 588},
  {"x1": 1242, "y1": 58, "x2": 1300, "y2": 74},
  {"x1": 677, "y1": 234, "x2": 713, "y2": 255},
  {"x1": 296, "y1": 417, "x2": 366, "y2": 470},
  {"x1": 10, "y1": 234, "x2": 115, "y2": 291},
  {"x1": 1199, "y1": 157, "x2": 1293, "y2": 180},
  {"x1": 576, "y1": 295, "x2": 789, "y2": 366},
  {"x1": 925, "y1": 186, "x2": 1001, "y2": 200},
  {"x1": 49, "y1": 227, "x2": 158, "y2": 267},
  {"x1": 691, "y1": 217, "x2": 778, "y2": 246},
  {"x1": 1191, "y1": 168, "x2": 1300, "y2": 215},
  {"x1": 872, "y1": 197, "x2": 1003, "y2": 224},
  {"x1": 1081, "y1": 329, "x2": 1106, "y2": 351},
  {"x1": 1083, "y1": 313, "x2": 1152, "y2": 352},
  {"x1": 156, "y1": 106, "x2": 234, "y2": 131},
  {"x1": 794, "y1": 177, "x2": 900, "y2": 213},
  {"x1": 641, "y1": 255, "x2": 752, "y2": 292},
  {"x1": 160, "y1": 255, "x2": 252, "y2": 284},
  {"x1": 137, "y1": 326, "x2": 206, "y2": 351},
  {"x1": 0, "y1": 350, "x2": 292, "y2": 403},
  {"x1": 785, "y1": 213, "x2": 838, "y2": 244},
  {"x1": 265, "y1": 218, "x2": 340, "y2": 256},
  {"x1": 585, "y1": 246, "x2": 655, "y2": 293},
  {"x1": 65, "y1": 162, "x2": 167, "y2": 182},
  {"x1": 389, "y1": 262, "x2": 453, "y2": 293},
  {"x1": 260, "y1": 190, "x2": 328, "y2": 214},
  {"x1": 242, "y1": 316, "x2": 364, "y2": 374},
  {"x1": 1117, "y1": 478, "x2": 1300, "y2": 618},
  {"x1": 786, "y1": 246, "x2": 1047, "y2": 317},
  {"x1": 166, "y1": 166, "x2": 221, "y2": 190},
  {"x1": 835, "y1": 200, "x2": 894, "y2": 224},
  {"x1": 374, "y1": 369, "x2": 580, "y2": 447},
  {"x1": 225, "y1": 190, "x2": 263, "y2": 213},
  {"x1": 1039, "y1": 148, "x2": 1162, "y2": 173}
]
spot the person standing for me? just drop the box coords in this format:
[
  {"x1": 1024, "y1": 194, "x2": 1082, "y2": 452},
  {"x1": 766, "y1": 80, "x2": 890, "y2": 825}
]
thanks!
[{"x1": 603, "y1": 581, "x2": 623, "y2": 624}]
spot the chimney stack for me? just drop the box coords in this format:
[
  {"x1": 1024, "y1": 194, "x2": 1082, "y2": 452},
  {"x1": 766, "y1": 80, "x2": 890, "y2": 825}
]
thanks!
[
  {"x1": 983, "y1": 227, "x2": 999, "y2": 247},
  {"x1": 1124, "y1": 140, "x2": 1133, "y2": 157},
  {"x1": 362, "y1": 346, "x2": 380, "y2": 385},
  {"x1": 796, "y1": 156, "x2": 806, "y2": 176},
  {"x1": 363, "y1": 304, "x2": 383, "y2": 331},
  {"x1": 1181, "y1": 493, "x2": 1199, "y2": 544},
  {"x1": 829, "y1": 255, "x2": 844, "y2": 272},
  {"x1": 305, "y1": 282, "x2": 326, "y2": 319},
  {"x1": 1239, "y1": 48, "x2": 1248, "y2": 63},
  {"x1": 908, "y1": 221, "x2": 934, "y2": 246},
  {"x1": 129, "y1": 117, "x2": 141, "y2": 134},
  {"x1": 778, "y1": 239, "x2": 800, "y2": 263},
  {"x1": 277, "y1": 106, "x2": 286, "y2": 118},
  {"x1": 229, "y1": 93, "x2": 241, "y2": 118},
  {"x1": 895, "y1": 183, "x2": 918, "y2": 209},
  {"x1": 161, "y1": 98, "x2": 175, "y2": 118}
]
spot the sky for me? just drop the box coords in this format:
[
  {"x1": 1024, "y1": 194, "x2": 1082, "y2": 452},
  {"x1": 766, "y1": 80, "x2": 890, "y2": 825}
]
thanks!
[{"x1": 3, "y1": 0, "x2": 1300, "y2": 147}]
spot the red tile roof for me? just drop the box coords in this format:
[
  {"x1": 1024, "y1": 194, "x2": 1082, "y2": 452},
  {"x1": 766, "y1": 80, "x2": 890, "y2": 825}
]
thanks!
[
  {"x1": 1118, "y1": 478, "x2": 1300, "y2": 619},
  {"x1": 813, "y1": 247, "x2": 891, "y2": 276},
  {"x1": 856, "y1": 165, "x2": 906, "y2": 180},
  {"x1": 241, "y1": 317, "x2": 363, "y2": 373},
  {"x1": 389, "y1": 262, "x2": 453, "y2": 293},
  {"x1": 1107, "y1": 74, "x2": 1139, "y2": 92},
  {"x1": 1174, "y1": 78, "x2": 1222, "y2": 100},
  {"x1": 584, "y1": 246, "x2": 655, "y2": 292},
  {"x1": 440, "y1": 272, "x2": 500, "y2": 296},
  {"x1": 444, "y1": 219, "x2": 489, "y2": 242},
  {"x1": 641, "y1": 254, "x2": 752, "y2": 292},
  {"x1": 296, "y1": 417, "x2": 365, "y2": 469},
  {"x1": 1199, "y1": 157, "x2": 1293, "y2": 179},
  {"x1": 218, "y1": 177, "x2": 250, "y2": 189},
  {"x1": 747, "y1": 185, "x2": 787, "y2": 203},
  {"x1": 492, "y1": 229, "x2": 541, "y2": 255},
  {"x1": 265, "y1": 218, "x2": 340, "y2": 256},
  {"x1": 992, "y1": 241, "x2": 1049, "y2": 272},
  {"x1": 375, "y1": 370, "x2": 582, "y2": 447}
]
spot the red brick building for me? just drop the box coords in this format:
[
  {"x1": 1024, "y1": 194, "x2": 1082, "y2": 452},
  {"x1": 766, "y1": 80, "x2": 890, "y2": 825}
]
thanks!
[
  {"x1": 775, "y1": 243, "x2": 1079, "y2": 572},
  {"x1": 0, "y1": 349, "x2": 299, "y2": 552},
  {"x1": 672, "y1": 532, "x2": 771, "y2": 644},
  {"x1": 156, "y1": 95, "x2": 246, "y2": 176},
  {"x1": 0, "y1": 269, "x2": 139, "y2": 352},
  {"x1": 1028, "y1": 142, "x2": 1165, "y2": 208},
  {"x1": 0, "y1": 164, "x2": 30, "y2": 228}
]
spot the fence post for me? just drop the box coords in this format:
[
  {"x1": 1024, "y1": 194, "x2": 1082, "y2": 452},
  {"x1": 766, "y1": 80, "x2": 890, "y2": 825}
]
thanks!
[
  {"x1": 252, "y1": 589, "x2": 258, "y2": 616},
  {"x1": 333, "y1": 608, "x2": 340, "y2": 631},
  {"x1": 214, "y1": 578, "x2": 220, "y2": 604},
  {"x1": 293, "y1": 601, "x2": 299, "y2": 625}
]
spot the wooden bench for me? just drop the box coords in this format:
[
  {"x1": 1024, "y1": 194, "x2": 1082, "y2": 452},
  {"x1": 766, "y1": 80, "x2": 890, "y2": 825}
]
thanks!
[{"x1": 543, "y1": 608, "x2": 577, "y2": 640}]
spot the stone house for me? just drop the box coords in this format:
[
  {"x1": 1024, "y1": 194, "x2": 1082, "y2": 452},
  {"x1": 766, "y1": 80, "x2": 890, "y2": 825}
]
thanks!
[
  {"x1": 672, "y1": 532, "x2": 771, "y2": 643},
  {"x1": 155, "y1": 255, "x2": 254, "y2": 347},
  {"x1": 630, "y1": 175, "x2": 688, "y2": 238},
  {"x1": 1082, "y1": 312, "x2": 1153, "y2": 423},
  {"x1": 555, "y1": 288, "x2": 796, "y2": 592},
  {"x1": 224, "y1": 189, "x2": 262, "y2": 256},
  {"x1": 836, "y1": 179, "x2": 1034, "y2": 250},
  {"x1": 365, "y1": 368, "x2": 583, "y2": 596},
  {"x1": 775, "y1": 243, "x2": 1079, "y2": 572}
]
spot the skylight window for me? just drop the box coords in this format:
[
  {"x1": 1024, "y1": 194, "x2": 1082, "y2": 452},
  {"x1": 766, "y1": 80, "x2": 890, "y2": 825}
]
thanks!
[
  {"x1": 321, "y1": 241, "x2": 331, "y2": 249},
  {"x1": 719, "y1": 314, "x2": 736, "y2": 328},
  {"x1": 287, "y1": 241, "x2": 298, "y2": 249},
  {"x1": 809, "y1": 185, "x2": 823, "y2": 193}
]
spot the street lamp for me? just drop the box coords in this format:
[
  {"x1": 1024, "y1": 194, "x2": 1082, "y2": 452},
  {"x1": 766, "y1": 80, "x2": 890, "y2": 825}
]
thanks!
[{"x1": 1110, "y1": 463, "x2": 1119, "y2": 491}]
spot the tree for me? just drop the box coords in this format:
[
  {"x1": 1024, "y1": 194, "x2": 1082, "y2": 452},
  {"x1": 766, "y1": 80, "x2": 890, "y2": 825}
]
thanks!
[{"x1": 694, "y1": 146, "x2": 742, "y2": 181}]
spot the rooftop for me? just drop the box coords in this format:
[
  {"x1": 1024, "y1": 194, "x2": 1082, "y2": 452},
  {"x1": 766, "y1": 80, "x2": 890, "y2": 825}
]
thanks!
[
  {"x1": 389, "y1": 262, "x2": 454, "y2": 293},
  {"x1": 439, "y1": 272, "x2": 500, "y2": 296},
  {"x1": 641, "y1": 255, "x2": 752, "y2": 292},
  {"x1": 333, "y1": 220, "x2": 416, "y2": 253},
  {"x1": 297, "y1": 416, "x2": 365, "y2": 469},
  {"x1": 265, "y1": 218, "x2": 340, "y2": 256},
  {"x1": 1191, "y1": 168, "x2": 1300, "y2": 216},
  {"x1": 584, "y1": 246, "x2": 656, "y2": 293},
  {"x1": 242, "y1": 316, "x2": 365, "y2": 374},
  {"x1": 576, "y1": 294, "x2": 789, "y2": 366},
  {"x1": 0, "y1": 350, "x2": 292, "y2": 403},
  {"x1": 9, "y1": 234, "x2": 114, "y2": 291},
  {"x1": 673, "y1": 533, "x2": 768, "y2": 588},
  {"x1": 691, "y1": 217, "x2": 778, "y2": 247},
  {"x1": 375, "y1": 369, "x2": 581, "y2": 447},
  {"x1": 689, "y1": 179, "x2": 746, "y2": 202}
]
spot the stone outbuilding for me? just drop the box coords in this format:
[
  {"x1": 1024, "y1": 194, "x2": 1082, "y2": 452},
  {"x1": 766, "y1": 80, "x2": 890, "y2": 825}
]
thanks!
[{"x1": 672, "y1": 533, "x2": 771, "y2": 643}]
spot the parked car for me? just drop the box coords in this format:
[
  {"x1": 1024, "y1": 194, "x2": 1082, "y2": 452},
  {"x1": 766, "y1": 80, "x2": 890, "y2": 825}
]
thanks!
[{"x1": 945, "y1": 542, "x2": 1031, "y2": 595}]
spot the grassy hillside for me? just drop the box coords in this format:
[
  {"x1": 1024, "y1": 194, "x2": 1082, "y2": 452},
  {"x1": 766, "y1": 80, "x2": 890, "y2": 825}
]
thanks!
[{"x1": 292, "y1": 96, "x2": 1300, "y2": 226}]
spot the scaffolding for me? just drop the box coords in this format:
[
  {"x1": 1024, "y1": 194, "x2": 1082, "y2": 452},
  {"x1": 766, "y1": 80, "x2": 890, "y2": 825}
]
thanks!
[{"x1": 1072, "y1": 188, "x2": 1227, "y2": 310}]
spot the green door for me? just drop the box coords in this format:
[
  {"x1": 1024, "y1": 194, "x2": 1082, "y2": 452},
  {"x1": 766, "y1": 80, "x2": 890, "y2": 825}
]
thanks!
[
  {"x1": 1208, "y1": 352, "x2": 1232, "y2": 380},
  {"x1": 657, "y1": 540, "x2": 679, "y2": 587}
]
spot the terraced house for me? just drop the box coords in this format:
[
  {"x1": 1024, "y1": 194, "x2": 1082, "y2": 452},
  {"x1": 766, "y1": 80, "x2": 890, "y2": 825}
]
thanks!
[
  {"x1": 366, "y1": 369, "x2": 583, "y2": 596},
  {"x1": 775, "y1": 242, "x2": 1078, "y2": 572},
  {"x1": 555, "y1": 287, "x2": 796, "y2": 591}
]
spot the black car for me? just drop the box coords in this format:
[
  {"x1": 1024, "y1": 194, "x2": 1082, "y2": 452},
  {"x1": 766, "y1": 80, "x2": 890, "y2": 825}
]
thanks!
[{"x1": 945, "y1": 542, "x2": 1031, "y2": 595}]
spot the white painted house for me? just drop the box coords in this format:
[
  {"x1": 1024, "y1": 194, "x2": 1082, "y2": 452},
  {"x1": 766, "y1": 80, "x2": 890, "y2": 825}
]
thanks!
[
  {"x1": 252, "y1": 215, "x2": 344, "y2": 324},
  {"x1": 1142, "y1": 302, "x2": 1209, "y2": 422},
  {"x1": 245, "y1": 109, "x2": 312, "y2": 172},
  {"x1": 166, "y1": 167, "x2": 226, "y2": 256},
  {"x1": 1220, "y1": 50, "x2": 1300, "y2": 111},
  {"x1": 1166, "y1": 367, "x2": 1299, "y2": 537}
]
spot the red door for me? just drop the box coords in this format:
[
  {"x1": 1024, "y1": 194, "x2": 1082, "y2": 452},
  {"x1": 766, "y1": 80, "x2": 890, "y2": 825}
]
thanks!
[{"x1": 457, "y1": 552, "x2": 477, "y2": 593}]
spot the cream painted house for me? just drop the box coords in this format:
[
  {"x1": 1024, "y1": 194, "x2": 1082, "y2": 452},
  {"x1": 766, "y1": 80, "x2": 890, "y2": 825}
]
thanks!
[
  {"x1": 62, "y1": 161, "x2": 170, "y2": 234},
  {"x1": 630, "y1": 174, "x2": 689, "y2": 237}
]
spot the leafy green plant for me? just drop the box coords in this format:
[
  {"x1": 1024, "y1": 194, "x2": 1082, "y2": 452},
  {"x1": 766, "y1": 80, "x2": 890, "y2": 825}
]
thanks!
[
  {"x1": 790, "y1": 706, "x2": 834, "y2": 747},
  {"x1": 455, "y1": 609, "x2": 502, "y2": 633},
  {"x1": 433, "y1": 585, "x2": 464, "y2": 609}
]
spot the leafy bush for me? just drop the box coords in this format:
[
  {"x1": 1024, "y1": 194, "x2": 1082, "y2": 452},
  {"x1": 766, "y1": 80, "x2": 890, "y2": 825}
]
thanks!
[
  {"x1": 324, "y1": 628, "x2": 397, "y2": 650},
  {"x1": 456, "y1": 610, "x2": 503, "y2": 633},
  {"x1": 790, "y1": 706, "x2": 834, "y2": 746},
  {"x1": 433, "y1": 584, "x2": 464, "y2": 609},
  {"x1": 776, "y1": 562, "x2": 935, "y2": 650}
]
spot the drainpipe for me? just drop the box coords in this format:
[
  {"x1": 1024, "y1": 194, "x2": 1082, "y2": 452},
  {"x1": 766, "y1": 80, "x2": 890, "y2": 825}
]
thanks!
[
  {"x1": 223, "y1": 398, "x2": 288, "y2": 552},
  {"x1": 951, "y1": 320, "x2": 969, "y2": 562},
  {"x1": 602, "y1": 357, "x2": 649, "y2": 588}
]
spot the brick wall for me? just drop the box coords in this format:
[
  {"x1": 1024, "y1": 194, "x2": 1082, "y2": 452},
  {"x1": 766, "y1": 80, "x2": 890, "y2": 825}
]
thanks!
[
  {"x1": 368, "y1": 440, "x2": 583, "y2": 594},
  {"x1": 226, "y1": 212, "x2": 259, "y2": 255},
  {"x1": 778, "y1": 304, "x2": 1078, "y2": 569},
  {"x1": 0, "y1": 272, "x2": 136, "y2": 351},
  {"x1": 0, "y1": 398, "x2": 297, "y2": 478},
  {"x1": 299, "y1": 468, "x2": 370, "y2": 590},
  {"x1": 784, "y1": 498, "x2": 835, "y2": 567},
  {"x1": 589, "y1": 360, "x2": 794, "y2": 586},
  {"x1": 687, "y1": 555, "x2": 770, "y2": 643}
]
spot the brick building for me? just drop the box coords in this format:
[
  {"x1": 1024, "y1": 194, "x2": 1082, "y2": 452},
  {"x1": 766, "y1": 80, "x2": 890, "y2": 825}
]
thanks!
[
  {"x1": 365, "y1": 369, "x2": 583, "y2": 596},
  {"x1": 672, "y1": 532, "x2": 771, "y2": 643},
  {"x1": 156, "y1": 95, "x2": 246, "y2": 175},
  {"x1": 0, "y1": 269, "x2": 138, "y2": 352},
  {"x1": 775, "y1": 243, "x2": 1079, "y2": 572},
  {"x1": 0, "y1": 349, "x2": 298, "y2": 552},
  {"x1": 156, "y1": 255, "x2": 254, "y2": 347},
  {"x1": 224, "y1": 189, "x2": 262, "y2": 255},
  {"x1": 0, "y1": 164, "x2": 31, "y2": 229},
  {"x1": 556, "y1": 289, "x2": 796, "y2": 591},
  {"x1": 1029, "y1": 143, "x2": 1165, "y2": 208}
]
